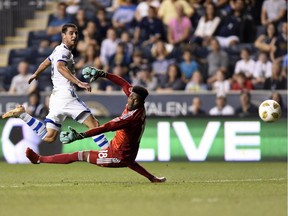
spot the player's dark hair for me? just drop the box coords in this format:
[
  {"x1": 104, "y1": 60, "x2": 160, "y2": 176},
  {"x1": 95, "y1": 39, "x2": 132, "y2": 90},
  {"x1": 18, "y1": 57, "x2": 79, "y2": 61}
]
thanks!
[
  {"x1": 132, "y1": 86, "x2": 149, "y2": 101},
  {"x1": 62, "y1": 23, "x2": 77, "y2": 34}
]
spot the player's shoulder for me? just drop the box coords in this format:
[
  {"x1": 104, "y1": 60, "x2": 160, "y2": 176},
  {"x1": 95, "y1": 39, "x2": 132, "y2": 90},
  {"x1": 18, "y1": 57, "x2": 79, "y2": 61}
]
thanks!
[
  {"x1": 130, "y1": 107, "x2": 145, "y2": 120},
  {"x1": 121, "y1": 109, "x2": 137, "y2": 120},
  {"x1": 55, "y1": 43, "x2": 71, "y2": 54},
  {"x1": 51, "y1": 43, "x2": 71, "y2": 59},
  {"x1": 120, "y1": 107, "x2": 144, "y2": 120}
]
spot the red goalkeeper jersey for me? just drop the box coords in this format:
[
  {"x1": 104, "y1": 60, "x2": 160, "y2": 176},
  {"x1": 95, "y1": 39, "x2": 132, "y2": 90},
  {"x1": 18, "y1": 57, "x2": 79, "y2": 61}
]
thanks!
[
  {"x1": 85, "y1": 73, "x2": 146, "y2": 163},
  {"x1": 107, "y1": 105, "x2": 146, "y2": 162}
]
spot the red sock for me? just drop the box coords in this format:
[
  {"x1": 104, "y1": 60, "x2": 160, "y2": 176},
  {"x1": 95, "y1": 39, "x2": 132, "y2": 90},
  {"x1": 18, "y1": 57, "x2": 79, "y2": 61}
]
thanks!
[
  {"x1": 128, "y1": 162, "x2": 154, "y2": 180},
  {"x1": 40, "y1": 152, "x2": 80, "y2": 164}
]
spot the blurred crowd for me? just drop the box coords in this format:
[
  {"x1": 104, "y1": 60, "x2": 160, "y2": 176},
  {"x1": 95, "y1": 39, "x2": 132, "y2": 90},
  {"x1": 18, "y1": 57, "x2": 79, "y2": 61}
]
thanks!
[
  {"x1": 6, "y1": 0, "x2": 288, "y2": 93},
  {"x1": 41, "y1": 0, "x2": 287, "y2": 94},
  {"x1": 2, "y1": 0, "x2": 287, "y2": 116},
  {"x1": 7, "y1": 0, "x2": 287, "y2": 94}
]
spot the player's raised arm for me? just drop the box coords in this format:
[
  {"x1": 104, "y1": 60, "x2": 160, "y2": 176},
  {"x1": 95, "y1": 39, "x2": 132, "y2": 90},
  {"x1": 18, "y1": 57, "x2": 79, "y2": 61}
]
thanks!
[{"x1": 29, "y1": 58, "x2": 51, "y2": 84}]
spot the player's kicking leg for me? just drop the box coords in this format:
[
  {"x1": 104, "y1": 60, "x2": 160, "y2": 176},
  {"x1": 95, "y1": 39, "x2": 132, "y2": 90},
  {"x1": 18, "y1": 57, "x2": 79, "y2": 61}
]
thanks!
[
  {"x1": 82, "y1": 114, "x2": 110, "y2": 149},
  {"x1": 2, "y1": 105, "x2": 48, "y2": 140},
  {"x1": 2, "y1": 105, "x2": 25, "y2": 118}
]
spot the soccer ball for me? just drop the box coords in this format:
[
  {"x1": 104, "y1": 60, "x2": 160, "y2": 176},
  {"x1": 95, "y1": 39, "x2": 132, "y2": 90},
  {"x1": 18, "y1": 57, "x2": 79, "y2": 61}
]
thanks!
[
  {"x1": 1, "y1": 118, "x2": 41, "y2": 163},
  {"x1": 258, "y1": 100, "x2": 281, "y2": 122}
]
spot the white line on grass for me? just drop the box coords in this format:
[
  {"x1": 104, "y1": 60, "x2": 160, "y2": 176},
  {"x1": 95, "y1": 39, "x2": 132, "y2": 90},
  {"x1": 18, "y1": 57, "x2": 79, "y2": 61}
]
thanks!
[
  {"x1": 0, "y1": 178, "x2": 286, "y2": 188},
  {"x1": 185, "y1": 178, "x2": 287, "y2": 183}
]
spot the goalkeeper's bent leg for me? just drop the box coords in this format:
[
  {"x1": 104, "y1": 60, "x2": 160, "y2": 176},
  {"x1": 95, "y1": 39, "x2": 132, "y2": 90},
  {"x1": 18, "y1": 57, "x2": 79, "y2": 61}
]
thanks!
[
  {"x1": 128, "y1": 162, "x2": 155, "y2": 180},
  {"x1": 40, "y1": 151, "x2": 85, "y2": 164},
  {"x1": 128, "y1": 162, "x2": 166, "y2": 183}
]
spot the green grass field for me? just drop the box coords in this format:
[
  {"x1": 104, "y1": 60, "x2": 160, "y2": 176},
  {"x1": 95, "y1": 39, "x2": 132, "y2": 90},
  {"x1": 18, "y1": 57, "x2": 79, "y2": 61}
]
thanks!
[{"x1": 0, "y1": 162, "x2": 286, "y2": 216}]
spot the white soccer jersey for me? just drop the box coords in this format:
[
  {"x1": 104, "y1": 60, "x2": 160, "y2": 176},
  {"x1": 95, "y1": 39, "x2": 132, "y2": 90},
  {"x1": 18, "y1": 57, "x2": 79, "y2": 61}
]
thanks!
[
  {"x1": 45, "y1": 43, "x2": 91, "y2": 129},
  {"x1": 48, "y1": 43, "x2": 75, "y2": 91}
]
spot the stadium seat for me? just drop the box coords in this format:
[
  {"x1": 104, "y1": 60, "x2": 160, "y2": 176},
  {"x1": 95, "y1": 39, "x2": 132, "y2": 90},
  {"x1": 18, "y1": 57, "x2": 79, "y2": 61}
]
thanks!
[
  {"x1": 235, "y1": 43, "x2": 255, "y2": 52},
  {"x1": 225, "y1": 43, "x2": 256, "y2": 57},
  {"x1": 33, "y1": 47, "x2": 54, "y2": 65},
  {"x1": 0, "y1": 67, "x2": 7, "y2": 76},
  {"x1": 27, "y1": 30, "x2": 49, "y2": 48},
  {"x1": 41, "y1": 67, "x2": 51, "y2": 75},
  {"x1": 8, "y1": 47, "x2": 36, "y2": 65},
  {"x1": 0, "y1": 67, "x2": 7, "y2": 87},
  {"x1": 34, "y1": 57, "x2": 47, "y2": 66},
  {"x1": 8, "y1": 57, "x2": 26, "y2": 66},
  {"x1": 256, "y1": 25, "x2": 266, "y2": 37},
  {"x1": 1, "y1": 66, "x2": 18, "y2": 91},
  {"x1": 37, "y1": 69, "x2": 52, "y2": 92},
  {"x1": 36, "y1": 48, "x2": 54, "y2": 57},
  {"x1": 227, "y1": 55, "x2": 240, "y2": 78},
  {"x1": 28, "y1": 65, "x2": 37, "y2": 74}
]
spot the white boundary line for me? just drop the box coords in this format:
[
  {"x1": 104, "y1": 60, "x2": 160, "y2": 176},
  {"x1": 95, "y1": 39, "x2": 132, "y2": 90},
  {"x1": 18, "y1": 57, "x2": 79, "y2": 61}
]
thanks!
[
  {"x1": 0, "y1": 178, "x2": 286, "y2": 188},
  {"x1": 185, "y1": 177, "x2": 287, "y2": 183}
]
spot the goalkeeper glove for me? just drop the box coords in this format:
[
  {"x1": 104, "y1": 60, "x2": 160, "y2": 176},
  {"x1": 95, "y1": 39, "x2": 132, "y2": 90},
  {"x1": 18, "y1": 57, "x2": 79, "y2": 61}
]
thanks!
[
  {"x1": 82, "y1": 67, "x2": 107, "y2": 83},
  {"x1": 60, "y1": 126, "x2": 86, "y2": 144}
]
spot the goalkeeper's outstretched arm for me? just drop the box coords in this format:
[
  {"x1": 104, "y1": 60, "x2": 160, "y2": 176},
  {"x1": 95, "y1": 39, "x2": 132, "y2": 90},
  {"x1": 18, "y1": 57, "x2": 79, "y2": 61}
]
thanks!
[
  {"x1": 60, "y1": 119, "x2": 129, "y2": 144},
  {"x1": 83, "y1": 67, "x2": 132, "y2": 96},
  {"x1": 105, "y1": 73, "x2": 132, "y2": 96}
]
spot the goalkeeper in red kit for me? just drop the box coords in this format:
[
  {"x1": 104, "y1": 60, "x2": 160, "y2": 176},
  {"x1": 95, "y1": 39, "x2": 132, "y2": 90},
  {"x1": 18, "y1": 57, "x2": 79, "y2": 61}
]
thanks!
[{"x1": 26, "y1": 67, "x2": 166, "y2": 183}]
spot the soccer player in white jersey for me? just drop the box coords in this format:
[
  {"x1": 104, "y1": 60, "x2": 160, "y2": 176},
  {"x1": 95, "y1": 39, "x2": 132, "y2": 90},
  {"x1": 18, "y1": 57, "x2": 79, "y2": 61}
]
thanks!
[{"x1": 2, "y1": 23, "x2": 109, "y2": 149}]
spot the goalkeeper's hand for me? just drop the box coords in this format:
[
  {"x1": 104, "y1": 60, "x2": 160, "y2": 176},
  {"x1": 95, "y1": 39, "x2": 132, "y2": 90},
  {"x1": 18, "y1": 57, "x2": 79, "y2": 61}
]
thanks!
[
  {"x1": 82, "y1": 67, "x2": 107, "y2": 83},
  {"x1": 60, "y1": 126, "x2": 86, "y2": 144}
]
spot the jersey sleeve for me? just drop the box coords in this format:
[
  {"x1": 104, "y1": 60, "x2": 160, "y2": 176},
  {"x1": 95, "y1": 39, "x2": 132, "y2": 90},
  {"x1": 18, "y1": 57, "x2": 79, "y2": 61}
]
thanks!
[
  {"x1": 85, "y1": 109, "x2": 141, "y2": 137},
  {"x1": 50, "y1": 47, "x2": 71, "y2": 64},
  {"x1": 106, "y1": 73, "x2": 132, "y2": 97}
]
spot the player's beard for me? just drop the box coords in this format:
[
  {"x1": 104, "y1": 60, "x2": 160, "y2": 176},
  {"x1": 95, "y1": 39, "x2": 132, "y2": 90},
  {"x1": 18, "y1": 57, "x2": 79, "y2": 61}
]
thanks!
[
  {"x1": 127, "y1": 101, "x2": 137, "y2": 111},
  {"x1": 127, "y1": 104, "x2": 133, "y2": 111},
  {"x1": 128, "y1": 103, "x2": 141, "y2": 111},
  {"x1": 69, "y1": 40, "x2": 77, "y2": 49}
]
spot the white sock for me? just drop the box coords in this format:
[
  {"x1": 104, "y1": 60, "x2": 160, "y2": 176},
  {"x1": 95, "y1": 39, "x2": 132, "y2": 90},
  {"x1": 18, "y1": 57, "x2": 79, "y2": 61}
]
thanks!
[
  {"x1": 19, "y1": 113, "x2": 47, "y2": 139},
  {"x1": 92, "y1": 134, "x2": 109, "y2": 149},
  {"x1": 78, "y1": 151, "x2": 84, "y2": 161}
]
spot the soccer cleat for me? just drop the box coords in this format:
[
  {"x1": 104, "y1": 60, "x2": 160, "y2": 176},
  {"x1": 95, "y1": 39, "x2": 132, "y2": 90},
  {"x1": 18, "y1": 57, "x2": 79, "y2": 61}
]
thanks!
[
  {"x1": 26, "y1": 147, "x2": 40, "y2": 164},
  {"x1": 150, "y1": 176, "x2": 166, "y2": 183},
  {"x1": 2, "y1": 105, "x2": 25, "y2": 119}
]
